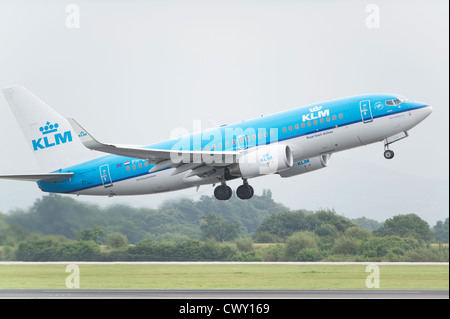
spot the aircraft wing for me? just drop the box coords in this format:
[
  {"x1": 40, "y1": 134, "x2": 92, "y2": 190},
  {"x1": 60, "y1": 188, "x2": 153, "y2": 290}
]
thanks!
[
  {"x1": 67, "y1": 118, "x2": 240, "y2": 176},
  {"x1": 0, "y1": 173, "x2": 74, "y2": 182}
]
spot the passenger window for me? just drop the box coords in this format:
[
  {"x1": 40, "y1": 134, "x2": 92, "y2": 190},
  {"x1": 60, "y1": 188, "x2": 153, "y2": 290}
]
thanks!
[
  {"x1": 126, "y1": 166, "x2": 131, "y2": 172},
  {"x1": 301, "y1": 123, "x2": 305, "y2": 128},
  {"x1": 332, "y1": 115, "x2": 337, "y2": 120},
  {"x1": 295, "y1": 124, "x2": 299, "y2": 130},
  {"x1": 326, "y1": 117, "x2": 330, "y2": 122},
  {"x1": 289, "y1": 126, "x2": 292, "y2": 131},
  {"x1": 138, "y1": 163, "x2": 142, "y2": 169},
  {"x1": 307, "y1": 121, "x2": 312, "y2": 127},
  {"x1": 313, "y1": 120, "x2": 318, "y2": 125},
  {"x1": 282, "y1": 127, "x2": 286, "y2": 133},
  {"x1": 132, "y1": 164, "x2": 136, "y2": 170},
  {"x1": 320, "y1": 118, "x2": 324, "y2": 124},
  {"x1": 339, "y1": 113, "x2": 343, "y2": 119}
]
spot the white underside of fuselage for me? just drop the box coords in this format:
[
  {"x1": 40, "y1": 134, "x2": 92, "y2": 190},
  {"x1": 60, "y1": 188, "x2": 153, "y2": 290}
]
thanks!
[{"x1": 75, "y1": 106, "x2": 430, "y2": 197}]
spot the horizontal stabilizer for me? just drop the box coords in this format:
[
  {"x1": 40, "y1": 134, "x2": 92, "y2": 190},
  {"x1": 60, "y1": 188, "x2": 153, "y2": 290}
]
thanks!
[{"x1": 0, "y1": 173, "x2": 73, "y2": 182}]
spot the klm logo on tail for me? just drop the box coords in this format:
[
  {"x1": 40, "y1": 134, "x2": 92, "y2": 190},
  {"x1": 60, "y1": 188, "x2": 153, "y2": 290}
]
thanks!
[{"x1": 32, "y1": 121, "x2": 73, "y2": 151}]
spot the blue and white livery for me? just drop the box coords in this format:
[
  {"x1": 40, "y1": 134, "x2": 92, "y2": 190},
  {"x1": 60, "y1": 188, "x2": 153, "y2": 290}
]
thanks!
[{"x1": 0, "y1": 85, "x2": 432, "y2": 200}]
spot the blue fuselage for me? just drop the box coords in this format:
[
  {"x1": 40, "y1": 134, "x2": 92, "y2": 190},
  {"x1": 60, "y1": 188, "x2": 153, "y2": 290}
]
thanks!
[{"x1": 38, "y1": 93, "x2": 431, "y2": 195}]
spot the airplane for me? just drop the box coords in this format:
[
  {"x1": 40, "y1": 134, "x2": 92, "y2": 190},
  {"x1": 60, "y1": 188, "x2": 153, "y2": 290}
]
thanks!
[{"x1": 0, "y1": 85, "x2": 432, "y2": 200}]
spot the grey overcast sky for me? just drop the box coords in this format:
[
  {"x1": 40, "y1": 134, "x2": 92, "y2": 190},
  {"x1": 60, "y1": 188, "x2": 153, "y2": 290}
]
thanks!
[{"x1": 0, "y1": 0, "x2": 448, "y2": 224}]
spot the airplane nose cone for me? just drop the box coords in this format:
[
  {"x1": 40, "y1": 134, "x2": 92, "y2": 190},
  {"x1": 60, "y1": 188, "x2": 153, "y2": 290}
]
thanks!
[
  {"x1": 410, "y1": 103, "x2": 433, "y2": 122},
  {"x1": 417, "y1": 104, "x2": 433, "y2": 123},
  {"x1": 423, "y1": 105, "x2": 433, "y2": 117}
]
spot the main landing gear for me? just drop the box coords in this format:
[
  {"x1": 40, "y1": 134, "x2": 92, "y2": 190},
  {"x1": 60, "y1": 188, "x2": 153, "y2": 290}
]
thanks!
[
  {"x1": 214, "y1": 179, "x2": 254, "y2": 201},
  {"x1": 236, "y1": 179, "x2": 254, "y2": 200},
  {"x1": 214, "y1": 182, "x2": 232, "y2": 201}
]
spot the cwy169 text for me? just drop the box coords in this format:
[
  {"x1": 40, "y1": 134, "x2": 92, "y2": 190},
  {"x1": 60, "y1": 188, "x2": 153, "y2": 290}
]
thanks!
[{"x1": 179, "y1": 303, "x2": 270, "y2": 316}]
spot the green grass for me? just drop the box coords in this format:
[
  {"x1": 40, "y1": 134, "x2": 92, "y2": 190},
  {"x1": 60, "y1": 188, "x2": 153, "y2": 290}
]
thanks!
[{"x1": 0, "y1": 263, "x2": 448, "y2": 290}]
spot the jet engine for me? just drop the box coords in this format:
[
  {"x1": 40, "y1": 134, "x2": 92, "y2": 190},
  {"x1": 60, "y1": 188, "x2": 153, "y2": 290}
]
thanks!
[
  {"x1": 229, "y1": 144, "x2": 293, "y2": 178},
  {"x1": 278, "y1": 154, "x2": 330, "y2": 178}
]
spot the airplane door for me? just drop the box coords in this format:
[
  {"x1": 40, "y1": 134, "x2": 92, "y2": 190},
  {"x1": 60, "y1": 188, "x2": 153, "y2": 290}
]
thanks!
[
  {"x1": 360, "y1": 100, "x2": 373, "y2": 123},
  {"x1": 100, "y1": 164, "x2": 113, "y2": 188}
]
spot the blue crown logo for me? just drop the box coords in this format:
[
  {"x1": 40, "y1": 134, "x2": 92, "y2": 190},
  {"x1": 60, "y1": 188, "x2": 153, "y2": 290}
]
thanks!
[{"x1": 39, "y1": 121, "x2": 59, "y2": 135}]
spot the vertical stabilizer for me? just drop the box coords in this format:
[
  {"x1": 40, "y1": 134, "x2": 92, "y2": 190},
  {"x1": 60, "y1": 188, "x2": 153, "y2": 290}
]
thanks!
[{"x1": 2, "y1": 85, "x2": 98, "y2": 172}]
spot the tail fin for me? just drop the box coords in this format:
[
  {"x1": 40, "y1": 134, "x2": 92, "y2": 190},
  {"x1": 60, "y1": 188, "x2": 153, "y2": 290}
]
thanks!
[{"x1": 2, "y1": 85, "x2": 97, "y2": 172}]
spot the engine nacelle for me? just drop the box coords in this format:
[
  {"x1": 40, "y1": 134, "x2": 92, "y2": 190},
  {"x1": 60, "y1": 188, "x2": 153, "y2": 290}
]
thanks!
[
  {"x1": 229, "y1": 144, "x2": 293, "y2": 178},
  {"x1": 278, "y1": 154, "x2": 330, "y2": 178}
]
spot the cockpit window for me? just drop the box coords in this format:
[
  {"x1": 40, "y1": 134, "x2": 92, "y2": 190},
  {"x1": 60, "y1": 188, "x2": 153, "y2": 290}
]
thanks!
[{"x1": 385, "y1": 98, "x2": 407, "y2": 106}]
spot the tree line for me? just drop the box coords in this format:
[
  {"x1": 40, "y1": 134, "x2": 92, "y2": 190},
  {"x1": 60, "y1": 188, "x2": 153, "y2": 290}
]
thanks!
[{"x1": 0, "y1": 191, "x2": 448, "y2": 262}]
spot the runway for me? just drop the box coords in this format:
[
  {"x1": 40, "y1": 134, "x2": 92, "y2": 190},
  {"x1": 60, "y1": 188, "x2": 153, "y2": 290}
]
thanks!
[{"x1": 0, "y1": 289, "x2": 448, "y2": 299}]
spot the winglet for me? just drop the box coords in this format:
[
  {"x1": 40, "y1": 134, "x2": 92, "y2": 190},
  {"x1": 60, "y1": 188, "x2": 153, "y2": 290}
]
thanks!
[{"x1": 67, "y1": 118, "x2": 106, "y2": 150}]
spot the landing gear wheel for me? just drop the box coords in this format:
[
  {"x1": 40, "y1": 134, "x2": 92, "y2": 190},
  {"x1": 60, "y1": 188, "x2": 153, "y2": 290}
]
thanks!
[
  {"x1": 214, "y1": 184, "x2": 232, "y2": 200},
  {"x1": 236, "y1": 184, "x2": 254, "y2": 200},
  {"x1": 384, "y1": 149, "x2": 395, "y2": 159}
]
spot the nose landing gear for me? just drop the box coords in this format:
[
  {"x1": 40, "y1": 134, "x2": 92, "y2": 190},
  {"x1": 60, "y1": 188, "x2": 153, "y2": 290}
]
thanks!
[
  {"x1": 383, "y1": 131, "x2": 409, "y2": 160},
  {"x1": 384, "y1": 141, "x2": 395, "y2": 159},
  {"x1": 384, "y1": 149, "x2": 395, "y2": 159}
]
